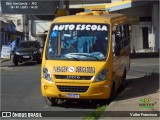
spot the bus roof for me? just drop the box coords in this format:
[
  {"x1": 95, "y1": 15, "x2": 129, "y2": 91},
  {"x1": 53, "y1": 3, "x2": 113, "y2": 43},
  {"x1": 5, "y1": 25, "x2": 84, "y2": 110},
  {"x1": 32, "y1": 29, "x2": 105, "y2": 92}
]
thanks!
[{"x1": 52, "y1": 11, "x2": 127, "y2": 24}]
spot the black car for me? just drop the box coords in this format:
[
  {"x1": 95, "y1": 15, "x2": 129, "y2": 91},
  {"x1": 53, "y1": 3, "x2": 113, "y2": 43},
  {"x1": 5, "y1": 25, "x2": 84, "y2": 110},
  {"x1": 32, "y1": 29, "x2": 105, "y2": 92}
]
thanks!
[{"x1": 13, "y1": 41, "x2": 42, "y2": 65}]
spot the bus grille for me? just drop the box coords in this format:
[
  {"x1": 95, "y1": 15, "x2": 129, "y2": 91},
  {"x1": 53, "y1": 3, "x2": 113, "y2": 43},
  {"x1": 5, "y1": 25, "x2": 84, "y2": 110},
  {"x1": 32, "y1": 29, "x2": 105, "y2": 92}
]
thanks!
[
  {"x1": 57, "y1": 86, "x2": 89, "y2": 92},
  {"x1": 55, "y1": 75, "x2": 92, "y2": 80}
]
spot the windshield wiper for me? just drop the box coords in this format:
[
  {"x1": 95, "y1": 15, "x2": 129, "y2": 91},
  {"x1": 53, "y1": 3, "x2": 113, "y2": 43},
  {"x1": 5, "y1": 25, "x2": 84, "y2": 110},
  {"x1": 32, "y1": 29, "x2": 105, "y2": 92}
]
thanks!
[
  {"x1": 47, "y1": 54, "x2": 79, "y2": 61},
  {"x1": 59, "y1": 54, "x2": 79, "y2": 61},
  {"x1": 73, "y1": 53, "x2": 100, "y2": 60},
  {"x1": 67, "y1": 56, "x2": 79, "y2": 61}
]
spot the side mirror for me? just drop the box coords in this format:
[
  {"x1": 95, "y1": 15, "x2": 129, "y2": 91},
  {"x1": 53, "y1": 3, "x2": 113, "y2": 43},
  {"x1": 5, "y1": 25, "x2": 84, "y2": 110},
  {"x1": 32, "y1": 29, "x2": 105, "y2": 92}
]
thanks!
[{"x1": 114, "y1": 45, "x2": 120, "y2": 56}]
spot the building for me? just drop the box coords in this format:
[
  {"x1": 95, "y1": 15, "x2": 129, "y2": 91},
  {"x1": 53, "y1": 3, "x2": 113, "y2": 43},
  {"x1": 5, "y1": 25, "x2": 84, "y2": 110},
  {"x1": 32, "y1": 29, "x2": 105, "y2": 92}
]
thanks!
[
  {"x1": 83, "y1": 0, "x2": 159, "y2": 52},
  {"x1": 0, "y1": 14, "x2": 24, "y2": 48},
  {"x1": 0, "y1": 20, "x2": 16, "y2": 47},
  {"x1": 1, "y1": 0, "x2": 159, "y2": 52}
]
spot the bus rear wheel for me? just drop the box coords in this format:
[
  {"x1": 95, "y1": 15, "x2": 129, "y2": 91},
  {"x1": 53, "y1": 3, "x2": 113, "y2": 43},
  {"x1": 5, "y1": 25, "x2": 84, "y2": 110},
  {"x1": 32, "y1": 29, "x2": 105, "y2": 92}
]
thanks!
[
  {"x1": 121, "y1": 70, "x2": 127, "y2": 88},
  {"x1": 45, "y1": 97, "x2": 57, "y2": 106}
]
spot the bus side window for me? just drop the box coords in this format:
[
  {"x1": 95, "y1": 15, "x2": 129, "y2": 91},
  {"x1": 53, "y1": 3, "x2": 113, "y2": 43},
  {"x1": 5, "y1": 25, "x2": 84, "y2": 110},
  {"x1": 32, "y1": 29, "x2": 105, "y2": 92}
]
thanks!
[
  {"x1": 126, "y1": 24, "x2": 130, "y2": 37},
  {"x1": 121, "y1": 25, "x2": 125, "y2": 39},
  {"x1": 126, "y1": 24, "x2": 130, "y2": 44},
  {"x1": 112, "y1": 26, "x2": 121, "y2": 56},
  {"x1": 123, "y1": 24, "x2": 130, "y2": 47},
  {"x1": 116, "y1": 26, "x2": 122, "y2": 55},
  {"x1": 112, "y1": 32, "x2": 116, "y2": 53},
  {"x1": 115, "y1": 26, "x2": 122, "y2": 42},
  {"x1": 121, "y1": 25, "x2": 126, "y2": 48}
]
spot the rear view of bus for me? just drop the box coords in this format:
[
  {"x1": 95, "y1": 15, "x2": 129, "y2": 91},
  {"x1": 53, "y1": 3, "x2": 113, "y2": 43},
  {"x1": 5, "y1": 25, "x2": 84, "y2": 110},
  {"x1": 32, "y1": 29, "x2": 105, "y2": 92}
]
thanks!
[{"x1": 41, "y1": 11, "x2": 130, "y2": 106}]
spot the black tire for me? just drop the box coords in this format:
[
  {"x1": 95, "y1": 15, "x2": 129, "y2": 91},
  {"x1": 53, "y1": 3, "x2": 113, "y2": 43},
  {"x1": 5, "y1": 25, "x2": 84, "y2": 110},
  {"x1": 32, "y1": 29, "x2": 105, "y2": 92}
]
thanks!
[
  {"x1": 14, "y1": 61, "x2": 18, "y2": 66},
  {"x1": 109, "y1": 83, "x2": 116, "y2": 102},
  {"x1": 45, "y1": 97, "x2": 57, "y2": 106},
  {"x1": 37, "y1": 59, "x2": 41, "y2": 64},
  {"x1": 13, "y1": 57, "x2": 18, "y2": 66},
  {"x1": 121, "y1": 70, "x2": 127, "y2": 88}
]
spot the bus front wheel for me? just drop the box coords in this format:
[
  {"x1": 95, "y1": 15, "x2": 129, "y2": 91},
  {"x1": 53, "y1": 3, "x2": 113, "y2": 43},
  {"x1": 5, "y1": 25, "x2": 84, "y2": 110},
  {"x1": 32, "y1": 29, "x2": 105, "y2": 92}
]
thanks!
[
  {"x1": 109, "y1": 83, "x2": 117, "y2": 102},
  {"x1": 45, "y1": 97, "x2": 57, "y2": 106}
]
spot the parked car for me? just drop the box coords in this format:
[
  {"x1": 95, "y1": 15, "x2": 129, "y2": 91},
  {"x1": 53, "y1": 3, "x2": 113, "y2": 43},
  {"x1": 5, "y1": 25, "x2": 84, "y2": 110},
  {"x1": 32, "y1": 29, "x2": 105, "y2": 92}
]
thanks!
[{"x1": 13, "y1": 41, "x2": 42, "y2": 65}]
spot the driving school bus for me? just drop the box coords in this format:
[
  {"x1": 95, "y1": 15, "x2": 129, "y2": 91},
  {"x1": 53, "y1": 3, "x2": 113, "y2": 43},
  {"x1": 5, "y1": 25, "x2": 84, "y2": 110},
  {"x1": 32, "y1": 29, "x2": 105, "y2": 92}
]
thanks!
[{"x1": 41, "y1": 11, "x2": 130, "y2": 106}]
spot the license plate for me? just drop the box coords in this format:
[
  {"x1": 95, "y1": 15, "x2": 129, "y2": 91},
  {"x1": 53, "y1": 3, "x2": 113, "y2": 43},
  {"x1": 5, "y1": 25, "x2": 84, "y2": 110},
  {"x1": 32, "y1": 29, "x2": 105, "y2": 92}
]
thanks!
[
  {"x1": 66, "y1": 93, "x2": 80, "y2": 98},
  {"x1": 23, "y1": 56, "x2": 30, "y2": 58}
]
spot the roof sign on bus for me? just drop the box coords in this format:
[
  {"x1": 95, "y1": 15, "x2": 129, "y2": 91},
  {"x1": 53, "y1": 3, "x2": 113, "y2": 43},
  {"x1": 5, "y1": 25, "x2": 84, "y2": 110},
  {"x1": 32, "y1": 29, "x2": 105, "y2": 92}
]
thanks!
[{"x1": 52, "y1": 24, "x2": 108, "y2": 31}]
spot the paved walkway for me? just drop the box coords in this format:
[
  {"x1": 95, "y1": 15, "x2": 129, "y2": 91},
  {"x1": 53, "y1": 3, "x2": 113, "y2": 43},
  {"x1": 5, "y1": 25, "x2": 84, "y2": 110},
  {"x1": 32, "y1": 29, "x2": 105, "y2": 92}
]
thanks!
[
  {"x1": 99, "y1": 58, "x2": 159, "y2": 120},
  {"x1": 0, "y1": 58, "x2": 10, "y2": 63}
]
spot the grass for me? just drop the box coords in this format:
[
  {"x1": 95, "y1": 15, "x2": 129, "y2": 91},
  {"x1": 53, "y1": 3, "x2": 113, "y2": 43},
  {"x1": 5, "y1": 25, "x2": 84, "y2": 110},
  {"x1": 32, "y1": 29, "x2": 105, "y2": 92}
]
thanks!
[{"x1": 83, "y1": 105, "x2": 106, "y2": 120}]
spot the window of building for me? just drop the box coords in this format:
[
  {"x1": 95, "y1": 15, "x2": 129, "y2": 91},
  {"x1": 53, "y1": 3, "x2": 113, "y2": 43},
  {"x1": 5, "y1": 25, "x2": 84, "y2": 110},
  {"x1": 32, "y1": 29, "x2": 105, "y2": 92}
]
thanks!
[
  {"x1": 17, "y1": 19, "x2": 21, "y2": 26},
  {"x1": 121, "y1": 25, "x2": 125, "y2": 39}
]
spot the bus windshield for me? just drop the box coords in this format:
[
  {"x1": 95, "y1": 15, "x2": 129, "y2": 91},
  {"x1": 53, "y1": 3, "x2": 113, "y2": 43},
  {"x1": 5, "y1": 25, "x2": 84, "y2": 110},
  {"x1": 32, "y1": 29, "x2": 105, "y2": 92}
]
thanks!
[{"x1": 46, "y1": 23, "x2": 109, "y2": 61}]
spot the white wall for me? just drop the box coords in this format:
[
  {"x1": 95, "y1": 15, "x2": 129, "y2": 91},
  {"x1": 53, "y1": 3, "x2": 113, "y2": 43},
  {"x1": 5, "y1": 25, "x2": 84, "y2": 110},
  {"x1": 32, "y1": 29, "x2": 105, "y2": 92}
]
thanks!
[
  {"x1": 28, "y1": 20, "x2": 51, "y2": 40},
  {"x1": 32, "y1": 20, "x2": 51, "y2": 35},
  {"x1": 130, "y1": 25, "x2": 142, "y2": 52},
  {"x1": 114, "y1": 3, "x2": 159, "y2": 52},
  {"x1": 115, "y1": 4, "x2": 152, "y2": 17},
  {"x1": 13, "y1": 15, "x2": 24, "y2": 32},
  {"x1": 152, "y1": 3, "x2": 159, "y2": 51},
  {"x1": 131, "y1": 22, "x2": 153, "y2": 53},
  {"x1": 112, "y1": 0, "x2": 123, "y2": 2}
]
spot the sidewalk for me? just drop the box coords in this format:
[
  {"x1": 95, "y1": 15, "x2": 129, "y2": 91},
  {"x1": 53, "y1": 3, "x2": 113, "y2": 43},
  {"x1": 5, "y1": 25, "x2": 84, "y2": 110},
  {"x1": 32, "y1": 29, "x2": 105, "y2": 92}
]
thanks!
[
  {"x1": 99, "y1": 58, "x2": 159, "y2": 120},
  {"x1": 100, "y1": 76, "x2": 159, "y2": 119},
  {"x1": 0, "y1": 58, "x2": 10, "y2": 63},
  {"x1": 130, "y1": 52, "x2": 159, "y2": 59}
]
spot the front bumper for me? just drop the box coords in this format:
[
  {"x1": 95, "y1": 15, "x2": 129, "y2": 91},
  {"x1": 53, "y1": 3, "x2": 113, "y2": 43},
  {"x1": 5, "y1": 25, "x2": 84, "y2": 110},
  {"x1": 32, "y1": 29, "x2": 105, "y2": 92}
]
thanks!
[
  {"x1": 14, "y1": 54, "x2": 41, "y2": 62},
  {"x1": 41, "y1": 78, "x2": 111, "y2": 99}
]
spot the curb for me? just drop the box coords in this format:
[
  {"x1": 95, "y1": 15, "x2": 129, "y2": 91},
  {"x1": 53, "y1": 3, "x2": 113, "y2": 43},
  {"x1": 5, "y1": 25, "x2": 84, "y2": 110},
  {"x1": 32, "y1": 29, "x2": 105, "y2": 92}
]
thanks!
[
  {"x1": 130, "y1": 52, "x2": 159, "y2": 59},
  {"x1": 100, "y1": 97, "x2": 120, "y2": 119},
  {"x1": 0, "y1": 59, "x2": 10, "y2": 63}
]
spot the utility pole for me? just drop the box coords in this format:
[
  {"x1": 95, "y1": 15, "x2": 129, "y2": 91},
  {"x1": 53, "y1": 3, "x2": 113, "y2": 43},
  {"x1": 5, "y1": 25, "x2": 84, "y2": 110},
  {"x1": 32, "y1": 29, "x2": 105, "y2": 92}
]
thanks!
[
  {"x1": 59, "y1": 0, "x2": 64, "y2": 9},
  {"x1": 23, "y1": 15, "x2": 28, "y2": 41},
  {"x1": 65, "y1": 0, "x2": 69, "y2": 14}
]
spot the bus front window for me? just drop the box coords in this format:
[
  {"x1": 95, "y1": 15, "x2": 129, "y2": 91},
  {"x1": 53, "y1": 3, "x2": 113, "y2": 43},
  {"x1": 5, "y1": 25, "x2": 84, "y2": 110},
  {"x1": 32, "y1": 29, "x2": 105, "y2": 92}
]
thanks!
[{"x1": 46, "y1": 24, "x2": 109, "y2": 61}]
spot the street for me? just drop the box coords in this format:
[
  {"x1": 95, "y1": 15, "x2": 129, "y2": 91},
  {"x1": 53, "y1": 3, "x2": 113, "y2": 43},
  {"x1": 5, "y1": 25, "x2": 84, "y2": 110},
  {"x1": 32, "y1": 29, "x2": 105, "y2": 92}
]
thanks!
[
  {"x1": 100, "y1": 58, "x2": 159, "y2": 120},
  {"x1": 1, "y1": 62, "x2": 43, "y2": 111},
  {"x1": 0, "y1": 0, "x2": 159, "y2": 119},
  {"x1": 1, "y1": 58, "x2": 159, "y2": 119},
  {"x1": 1, "y1": 61, "x2": 100, "y2": 118}
]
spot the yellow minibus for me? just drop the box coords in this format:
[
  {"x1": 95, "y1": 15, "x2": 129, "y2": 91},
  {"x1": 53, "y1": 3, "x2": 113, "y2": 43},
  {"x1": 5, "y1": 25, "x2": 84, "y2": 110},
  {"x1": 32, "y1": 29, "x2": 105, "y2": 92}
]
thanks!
[{"x1": 41, "y1": 11, "x2": 130, "y2": 106}]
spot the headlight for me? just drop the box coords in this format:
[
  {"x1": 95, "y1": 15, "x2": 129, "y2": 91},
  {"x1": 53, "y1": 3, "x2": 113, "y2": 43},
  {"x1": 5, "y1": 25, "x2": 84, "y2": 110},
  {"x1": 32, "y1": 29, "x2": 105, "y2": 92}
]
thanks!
[
  {"x1": 43, "y1": 67, "x2": 53, "y2": 82},
  {"x1": 15, "y1": 51, "x2": 20, "y2": 55},
  {"x1": 94, "y1": 69, "x2": 108, "y2": 82},
  {"x1": 33, "y1": 51, "x2": 38, "y2": 54}
]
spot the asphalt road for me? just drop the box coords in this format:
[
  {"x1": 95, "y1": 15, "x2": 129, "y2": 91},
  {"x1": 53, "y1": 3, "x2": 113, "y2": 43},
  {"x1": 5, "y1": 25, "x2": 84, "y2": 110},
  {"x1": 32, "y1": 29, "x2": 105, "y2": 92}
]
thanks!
[
  {"x1": 0, "y1": 58, "x2": 159, "y2": 119},
  {"x1": 0, "y1": 61, "x2": 102, "y2": 118},
  {"x1": 127, "y1": 58, "x2": 159, "y2": 78}
]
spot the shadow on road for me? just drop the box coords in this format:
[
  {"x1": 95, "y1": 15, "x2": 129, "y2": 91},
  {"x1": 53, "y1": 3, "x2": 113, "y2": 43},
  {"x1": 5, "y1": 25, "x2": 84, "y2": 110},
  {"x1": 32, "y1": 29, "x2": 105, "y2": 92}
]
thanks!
[
  {"x1": 115, "y1": 72, "x2": 159, "y2": 101},
  {"x1": 48, "y1": 99, "x2": 109, "y2": 109}
]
